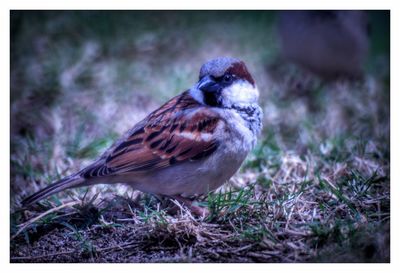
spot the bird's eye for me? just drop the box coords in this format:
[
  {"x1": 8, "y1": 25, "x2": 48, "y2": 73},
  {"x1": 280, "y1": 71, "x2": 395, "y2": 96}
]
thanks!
[{"x1": 223, "y1": 74, "x2": 233, "y2": 83}]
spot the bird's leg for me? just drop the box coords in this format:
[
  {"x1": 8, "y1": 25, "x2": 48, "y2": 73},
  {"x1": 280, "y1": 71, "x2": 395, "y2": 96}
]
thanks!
[{"x1": 169, "y1": 195, "x2": 209, "y2": 218}]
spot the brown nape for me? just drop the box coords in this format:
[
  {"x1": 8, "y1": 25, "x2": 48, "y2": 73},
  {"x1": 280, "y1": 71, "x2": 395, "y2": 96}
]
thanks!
[{"x1": 227, "y1": 61, "x2": 255, "y2": 86}]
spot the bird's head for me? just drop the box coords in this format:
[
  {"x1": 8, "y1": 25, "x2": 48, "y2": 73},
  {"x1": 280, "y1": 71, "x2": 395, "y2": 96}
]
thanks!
[{"x1": 190, "y1": 57, "x2": 259, "y2": 108}]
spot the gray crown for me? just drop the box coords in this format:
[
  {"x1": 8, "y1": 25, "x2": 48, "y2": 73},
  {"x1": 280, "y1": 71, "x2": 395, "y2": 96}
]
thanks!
[{"x1": 199, "y1": 57, "x2": 241, "y2": 79}]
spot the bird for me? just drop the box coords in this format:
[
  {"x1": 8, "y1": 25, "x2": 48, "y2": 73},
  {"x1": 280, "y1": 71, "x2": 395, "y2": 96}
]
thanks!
[
  {"x1": 22, "y1": 57, "x2": 263, "y2": 216},
  {"x1": 277, "y1": 11, "x2": 369, "y2": 80}
]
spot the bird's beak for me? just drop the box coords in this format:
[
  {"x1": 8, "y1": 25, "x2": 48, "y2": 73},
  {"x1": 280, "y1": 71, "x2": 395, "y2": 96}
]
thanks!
[{"x1": 198, "y1": 75, "x2": 220, "y2": 93}]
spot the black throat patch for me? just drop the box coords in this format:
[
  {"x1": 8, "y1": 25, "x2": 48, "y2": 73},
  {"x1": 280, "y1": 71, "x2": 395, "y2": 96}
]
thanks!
[{"x1": 203, "y1": 90, "x2": 222, "y2": 107}]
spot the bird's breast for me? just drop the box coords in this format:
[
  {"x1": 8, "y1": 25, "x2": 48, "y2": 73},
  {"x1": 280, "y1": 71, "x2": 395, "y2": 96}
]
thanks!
[{"x1": 216, "y1": 104, "x2": 262, "y2": 153}]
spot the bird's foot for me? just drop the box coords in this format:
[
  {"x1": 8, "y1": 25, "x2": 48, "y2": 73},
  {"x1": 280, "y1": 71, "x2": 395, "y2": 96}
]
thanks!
[{"x1": 169, "y1": 195, "x2": 209, "y2": 218}]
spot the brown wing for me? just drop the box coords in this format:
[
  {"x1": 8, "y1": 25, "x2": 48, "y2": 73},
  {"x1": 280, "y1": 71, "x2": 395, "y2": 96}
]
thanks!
[{"x1": 82, "y1": 92, "x2": 222, "y2": 179}]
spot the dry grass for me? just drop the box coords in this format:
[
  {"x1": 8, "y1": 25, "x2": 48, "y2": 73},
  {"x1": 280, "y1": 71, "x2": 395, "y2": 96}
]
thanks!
[{"x1": 10, "y1": 11, "x2": 390, "y2": 263}]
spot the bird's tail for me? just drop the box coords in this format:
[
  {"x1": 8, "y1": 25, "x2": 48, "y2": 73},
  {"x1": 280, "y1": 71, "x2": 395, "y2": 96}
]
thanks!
[{"x1": 21, "y1": 174, "x2": 85, "y2": 207}]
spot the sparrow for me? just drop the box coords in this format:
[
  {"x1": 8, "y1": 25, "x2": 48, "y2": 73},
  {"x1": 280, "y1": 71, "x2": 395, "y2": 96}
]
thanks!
[
  {"x1": 277, "y1": 11, "x2": 369, "y2": 80},
  {"x1": 22, "y1": 57, "x2": 263, "y2": 215}
]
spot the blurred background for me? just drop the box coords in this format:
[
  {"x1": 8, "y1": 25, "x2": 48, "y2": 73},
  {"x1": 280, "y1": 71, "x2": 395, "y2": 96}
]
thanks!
[{"x1": 10, "y1": 11, "x2": 390, "y2": 262}]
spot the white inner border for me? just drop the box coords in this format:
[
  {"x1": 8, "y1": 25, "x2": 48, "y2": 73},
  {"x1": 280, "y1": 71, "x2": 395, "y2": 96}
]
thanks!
[{"x1": 1, "y1": 1, "x2": 398, "y2": 272}]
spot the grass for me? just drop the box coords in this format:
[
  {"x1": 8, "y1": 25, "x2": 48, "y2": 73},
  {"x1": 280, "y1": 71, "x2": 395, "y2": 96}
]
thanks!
[{"x1": 10, "y1": 11, "x2": 390, "y2": 262}]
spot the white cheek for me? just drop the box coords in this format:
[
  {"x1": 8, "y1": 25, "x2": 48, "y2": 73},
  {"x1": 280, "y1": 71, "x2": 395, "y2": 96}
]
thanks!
[{"x1": 222, "y1": 81, "x2": 259, "y2": 106}]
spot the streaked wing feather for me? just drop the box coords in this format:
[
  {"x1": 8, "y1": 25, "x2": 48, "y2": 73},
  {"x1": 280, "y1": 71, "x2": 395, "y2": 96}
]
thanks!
[{"x1": 82, "y1": 92, "x2": 222, "y2": 178}]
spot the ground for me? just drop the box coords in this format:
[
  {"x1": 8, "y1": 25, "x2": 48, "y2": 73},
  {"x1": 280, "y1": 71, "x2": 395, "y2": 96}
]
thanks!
[{"x1": 10, "y1": 11, "x2": 390, "y2": 262}]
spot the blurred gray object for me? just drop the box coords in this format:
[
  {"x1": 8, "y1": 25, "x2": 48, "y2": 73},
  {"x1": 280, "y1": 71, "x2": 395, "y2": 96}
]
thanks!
[{"x1": 277, "y1": 11, "x2": 369, "y2": 80}]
